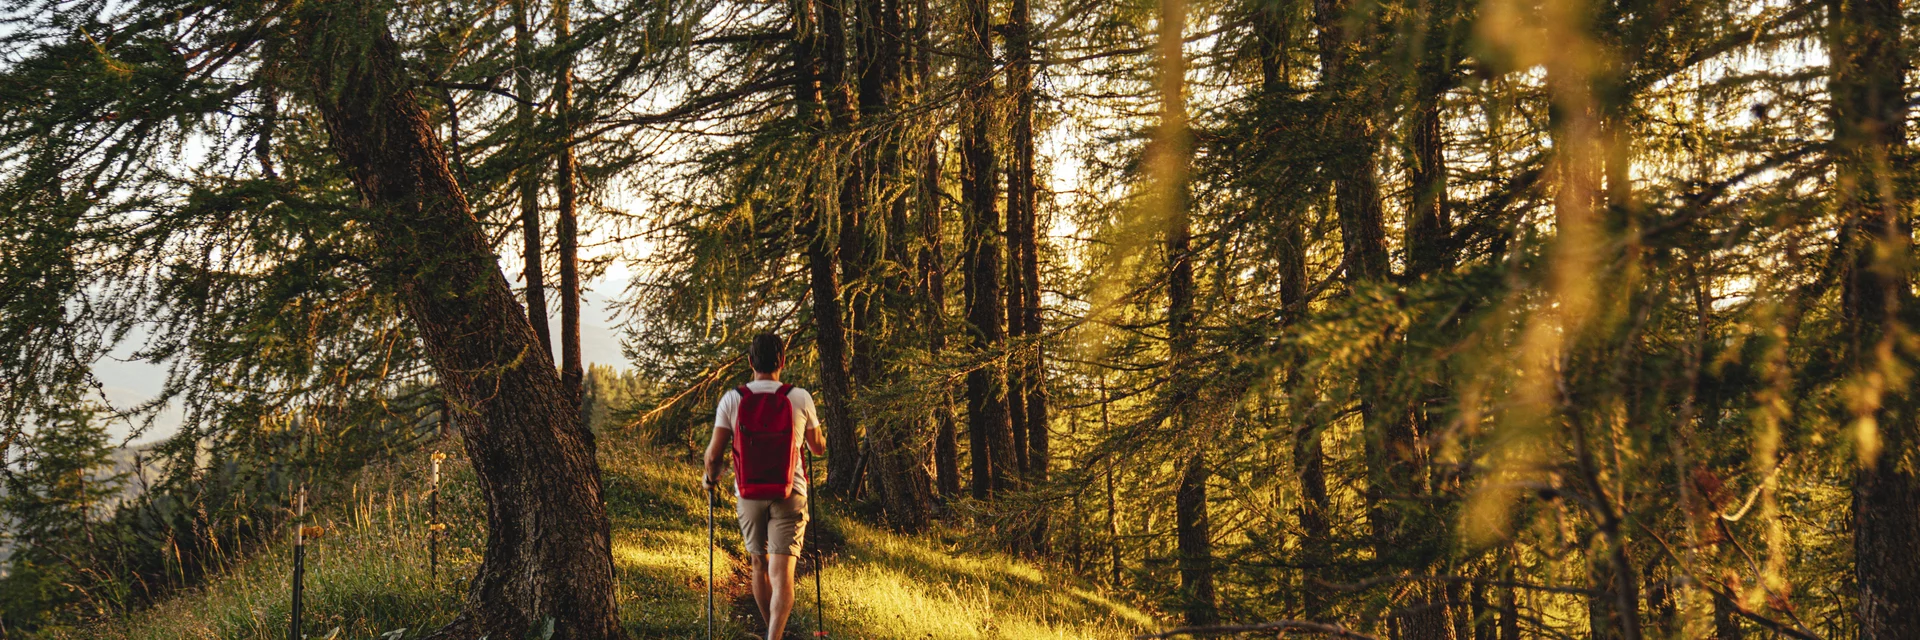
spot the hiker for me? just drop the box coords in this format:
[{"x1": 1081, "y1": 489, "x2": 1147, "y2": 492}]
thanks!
[{"x1": 704, "y1": 332, "x2": 827, "y2": 640}]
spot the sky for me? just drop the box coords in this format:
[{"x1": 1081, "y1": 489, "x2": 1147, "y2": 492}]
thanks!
[{"x1": 91, "y1": 280, "x2": 633, "y2": 446}]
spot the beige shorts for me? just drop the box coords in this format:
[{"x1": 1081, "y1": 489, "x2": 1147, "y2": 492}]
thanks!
[{"x1": 737, "y1": 493, "x2": 809, "y2": 556}]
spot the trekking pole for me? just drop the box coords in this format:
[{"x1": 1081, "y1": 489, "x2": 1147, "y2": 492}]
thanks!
[
  {"x1": 289, "y1": 487, "x2": 306, "y2": 640},
  {"x1": 806, "y1": 453, "x2": 825, "y2": 638},
  {"x1": 707, "y1": 482, "x2": 716, "y2": 640}
]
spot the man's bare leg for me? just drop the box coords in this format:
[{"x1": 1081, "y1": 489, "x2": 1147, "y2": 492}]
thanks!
[
  {"x1": 750, "y1": 553, "x2": 772, "y2": 623},
  {"x1": 765, "y1": 552, "x2": 798, "y2": 640}
]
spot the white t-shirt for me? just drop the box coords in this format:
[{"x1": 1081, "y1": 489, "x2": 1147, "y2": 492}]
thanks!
[{"x1": 714, "y1": 380, "x2": 821, "y2": 497}]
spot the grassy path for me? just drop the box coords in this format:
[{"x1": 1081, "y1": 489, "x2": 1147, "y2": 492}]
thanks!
[{"x1": 63, "y1": 436, "x2": 1151, "y2": 639}]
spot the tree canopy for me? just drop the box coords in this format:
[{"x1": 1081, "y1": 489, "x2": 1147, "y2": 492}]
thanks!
[{"x1": 1, "y1": 0, "x2": 1914, "y2": 638}]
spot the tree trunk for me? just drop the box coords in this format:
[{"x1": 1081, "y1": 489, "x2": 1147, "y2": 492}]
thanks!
[
  {"x1": 513, "y1": 0, "x2": 550, "y2": 354},
  {"x1": 850, "y1": 0, "x2": 931, "y2": 531},
  {"x1": 1007, "y1": 183, "x2": 1028, "y2": 481},
  {"x1": 1255, "y1": 1, "x2": 1332, "y2": 619},
  {"x1": 1398, "y1": 5, "x2": 1459, "y2": 638},
  {"x1": 553, "y1": 0, "x2": 584, "y2": 404},
  {"x1": 1317, "y1": 2, "x2": 1396, "y2": 588},
  {"x1": 1406, "y1": 49, "x2": 1451, "y2": 279},
  {"x1": 1157, "y1": 0, "x2": 1215, "y2": 625},
  {"x1": 1314, "y1": 0, "x2": 1389, "y2": 282},
  {"x1": 1828, "y1": 1, "x2": 1920, "y2": 637},
  {"x1": 912, "y1": 0, "x2": 961, "y2": 501},
  {"x1": 1169, "y1": 193, "x2": 1215, "y2": 624},
  {"x1": 1174, "y1": 453, "x2": 1216, "y2": 626},
  {"x1": 1008, "y1": 0, "x2": 1050, "y2": 552},
  {"x1": 841, "y1": 0, "x2": 876, "y2": 400},
  {"x1": 1470, "y1": 580, "x2": 1494, "y2": 640},
  {"x1": 960, "y1": 0, "x2": 1014, "y2": 499},
  {"x1": 1009, "y1": 0, "x2": 1049, "y2": 492},
  {"x1": 1498, "y1": 576, "x2": 1520, "y2": 640},
  {"x1": 803, "y1": 0, "x2": 863, "y2": 497},
  {"x1": 1102, "y1": 374, "x2": 1123, "y2": 587},
  {"x1": 291, "y1": 5, "x2": 622, "y2": 638}
]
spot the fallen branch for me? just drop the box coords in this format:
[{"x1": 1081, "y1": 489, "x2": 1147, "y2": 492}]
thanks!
[{"x1": 1134, "y1": 620, "x2": 1378, "y2": 640}]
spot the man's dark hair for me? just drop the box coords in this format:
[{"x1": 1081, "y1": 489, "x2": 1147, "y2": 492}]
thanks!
[{"x1": 748, "y1": 333, "x2": 786, "y2": 374}]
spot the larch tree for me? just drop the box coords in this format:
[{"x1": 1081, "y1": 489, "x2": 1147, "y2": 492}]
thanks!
[
  {"x1": 514, "y1": 0, "x2": 551, "y2": 355},
  {"x1": 961, "y1": 0, "x2": 1017, "y2": 499},
  {"x1": 290, "y1": 1, "x2": 623, "y2": 637}
]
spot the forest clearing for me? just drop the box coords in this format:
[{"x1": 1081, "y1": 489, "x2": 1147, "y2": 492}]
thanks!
[{"x1": 0, "y1": 0, "x2": 1914, "y2": 638}]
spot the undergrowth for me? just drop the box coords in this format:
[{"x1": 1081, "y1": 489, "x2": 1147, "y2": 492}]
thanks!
[{"x1": 59, "y1": 435, "x2": 1152, "y2": 639}]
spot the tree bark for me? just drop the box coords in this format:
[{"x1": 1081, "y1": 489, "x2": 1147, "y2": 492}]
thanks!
[
  {"x1": 1828, "y1": 1, "x2": 1920, "y2": 637},
  {"x1": 849, "y1": 0, "x2": 932, "y2": 531},
  {"x1": 1008, "y1": 0, "x2": 1050, "y2": 552},
  {"x1": 1314, "y1": 0, "x2": 1389, "y2": 283},
  {"x1": 1174, "y1": 453, "x2": 1216, "y2": 626},
  {"x1": 513, "y1": 0, "x2": 550, "y2": 355},
  {"x1": 291, "y1": 5, "x2": 621, "y2": 638},
  {"x1": 960, "y1": 0, "x2": 1014, "y2": 499},
  {"x1": 1157, "y1": 0, "x2": 1215, "y2": 625},
  {"x1": 912, "y1": 0, "x2": 961, "y2": 501},
  {"x1": 1168, "y1": 172, "x2": 1214, "y2": 625},
  {"x1": 802, "y1": 0, "x2": 863, "y2": 498},
  {"x1": 841, "y1": 0, "x2": 878, "y2": 397},
  {"x1": 553, "y1": 0, "x2": 584, "y2": 404},
  {"x1": 1399, "y1": 5, "x2": 1459, "y2": 638},
  {"x1": 1255, "y1": 2, "x2": 1332, "y2": 619},
  {"x1": 1470, "y1": 580, "x2": 1494, "y2": 640},
  {"x1": 1406, "y1": 46, "x2": 1451, "y2": 279},
  {"x1": 1498, "y1": 563, "x2": 1520, "y2": 640},
  {"x1": 1009, "y1": 0, "x2": 1048, "y2": 491}
]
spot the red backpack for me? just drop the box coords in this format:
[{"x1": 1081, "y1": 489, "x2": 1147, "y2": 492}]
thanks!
[{"x1": 731, "y1": 384, "x2": 798, "y2": 500}]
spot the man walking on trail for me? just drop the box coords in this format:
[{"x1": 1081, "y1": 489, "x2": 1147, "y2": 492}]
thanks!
[{"x1": 705, "y1": 333, "x2": 827, "y2": 640}]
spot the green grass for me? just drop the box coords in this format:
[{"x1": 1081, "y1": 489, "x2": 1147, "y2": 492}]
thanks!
[{"x1": 58, "y1": 436, "x2": 1151, "y2": 640}]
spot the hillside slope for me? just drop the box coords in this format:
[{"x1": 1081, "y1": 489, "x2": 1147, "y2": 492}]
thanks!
[{"x1": 59, "y1": 437, "x2": 1153, "y2": 640}]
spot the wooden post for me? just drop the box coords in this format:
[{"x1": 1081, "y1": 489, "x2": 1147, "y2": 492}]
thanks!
[{"x1": 429, "y1": 451, "x2": 445, "y2": 580}]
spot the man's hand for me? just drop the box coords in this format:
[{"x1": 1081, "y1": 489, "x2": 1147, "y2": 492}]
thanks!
[{"x1": 703, "y1": 426, "x2": 730, "y2": 497}]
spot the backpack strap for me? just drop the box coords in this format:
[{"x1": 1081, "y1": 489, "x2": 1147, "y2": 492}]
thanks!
[
  {"x1": 736, "y1": 385, "x2": 753, "y2": 398},
  {"x1": 776, "y1": 384, "x2": 794, "y2": 397}
]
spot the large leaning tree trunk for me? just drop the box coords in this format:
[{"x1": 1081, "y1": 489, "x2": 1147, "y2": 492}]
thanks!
[{"x1": 291, "y1": 5, "x2": 624, "y2": 639}]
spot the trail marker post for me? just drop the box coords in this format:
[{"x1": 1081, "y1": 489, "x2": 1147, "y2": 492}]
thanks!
[{"x1": 428, "y1": 452, "x2": 445, "y2": 580}]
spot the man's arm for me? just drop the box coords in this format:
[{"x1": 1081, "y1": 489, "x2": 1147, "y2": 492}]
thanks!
[
  {"x1": 703, "y1": 427, "x2": 731, "y2": 490},
  {"x1": 805, "y1": 427, "x2": 825, "y2": 456},
  {"x1": 795, "y1": 388, "x2": 827, "y2": 457}
]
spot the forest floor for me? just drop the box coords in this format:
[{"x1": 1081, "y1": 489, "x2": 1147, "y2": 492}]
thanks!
[{"x1": 58, "y1": 435, "x2": 1152, "y2": 640}]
